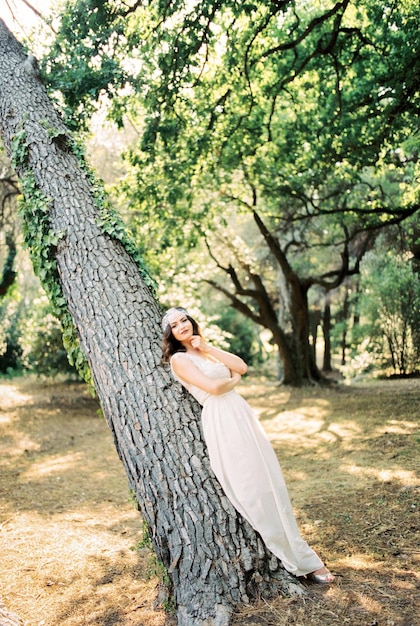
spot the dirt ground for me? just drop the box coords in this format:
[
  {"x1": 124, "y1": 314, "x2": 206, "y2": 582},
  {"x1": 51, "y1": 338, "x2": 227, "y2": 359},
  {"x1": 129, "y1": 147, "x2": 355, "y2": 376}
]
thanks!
[{"x1": 0, "y1": 375, "x2": 418, "y2": 626}]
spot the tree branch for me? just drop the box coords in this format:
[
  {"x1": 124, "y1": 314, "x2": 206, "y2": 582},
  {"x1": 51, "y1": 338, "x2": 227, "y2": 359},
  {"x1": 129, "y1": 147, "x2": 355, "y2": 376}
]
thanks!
[
  {"x1": 255, "y1": 0, "x2": 351, "y2": 63},
  {"x1": 204, "y1": 236, "x2": 259, "y2": 297},
  {"x1": 204, "y1": 279, "x2": 262, "y2": 326},
  {"x1": 17, "y1": 0, "x2": 56, "y2": 33},
  {"x1": 252, "y1": 209, "x2": 294, "y2": 280}
]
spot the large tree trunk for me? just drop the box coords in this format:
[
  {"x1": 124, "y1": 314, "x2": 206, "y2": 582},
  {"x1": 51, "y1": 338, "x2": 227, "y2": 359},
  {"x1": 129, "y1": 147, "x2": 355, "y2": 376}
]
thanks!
[
  {"x1": 279, "y1": 277, "x2": 322, "y2": 386},
  {"x1": 251, "y1": 211, "x2": 323, "y2": 386},
  {"x1": 0, "y1": 20, "x2": 304, "y2": 625}
]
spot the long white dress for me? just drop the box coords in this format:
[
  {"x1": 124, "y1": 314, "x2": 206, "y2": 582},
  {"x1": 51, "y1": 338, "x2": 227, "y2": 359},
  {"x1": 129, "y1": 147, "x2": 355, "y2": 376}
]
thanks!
[{"x1": 171, "y1": 352, "x2": 324, "y2": 577}]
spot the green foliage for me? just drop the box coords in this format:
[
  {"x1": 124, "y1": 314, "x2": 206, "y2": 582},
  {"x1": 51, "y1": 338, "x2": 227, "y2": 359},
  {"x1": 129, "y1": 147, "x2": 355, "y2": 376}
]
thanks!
[
  {"x1": 42, "y1": 0, "x2": 420, "y2": 250},
  {"x1": 213, "y1": 307, "x2": 264, "y2": 365},
  {"x1": 19, "y1": 296, "x2": 77, "y2": 376},
  {"x1": 10, "y1": 126, "x2": 92, "y2": 383},
  {"x1": 10, "y1": 126, "x2": 29, "y2": 169},
  {"x1": 17, "y1": 172, "x2": 92, "y2": 381},
  {"x1": 42, "y1": 0, "x2": 420, "y2": 244},
  {"x1": 0, "y1": 234, "x2": 17, "y2": 299},
  {"x1": 356, "y1": 253, "x2": 420, "y2": 375},
  {"x1": 38, "y1": 0, "x2": 420, "y2": 381},
  {"x1": 40, "y1": 0, "x2": 131, "y2": 129},
  {"x1": 135, "y1": 519, "x2": 174, "y2": 611},
  {"x1": 0, "y1": 260, "x2": 78, "y2": 377},
  {"x1": 0, "y1": 284, "x2": 23, "y2": 373},
  {"x1": 93, "y1": 0, "x2": 419, "y2": 299}
]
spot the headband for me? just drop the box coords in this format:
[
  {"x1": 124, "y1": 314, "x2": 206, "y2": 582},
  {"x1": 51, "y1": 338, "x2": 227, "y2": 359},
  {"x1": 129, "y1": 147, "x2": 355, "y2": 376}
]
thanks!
[{"x1": 161, "y1": 307, "x2": 189, "y2": 330}]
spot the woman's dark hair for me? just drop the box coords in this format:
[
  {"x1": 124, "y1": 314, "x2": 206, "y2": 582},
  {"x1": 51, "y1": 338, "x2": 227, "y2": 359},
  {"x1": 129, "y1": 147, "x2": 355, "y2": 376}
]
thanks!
[{"x1": 162, "y1": 314, "x2": 201, "y2": 364}]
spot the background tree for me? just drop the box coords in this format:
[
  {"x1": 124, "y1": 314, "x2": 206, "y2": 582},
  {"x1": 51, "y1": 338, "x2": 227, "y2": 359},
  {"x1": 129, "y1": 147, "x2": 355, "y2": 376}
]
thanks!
[
  {"x1": 0, "y1": 150, "x2": 21, "y2": 370},
  {"x1": 42, "y1": 0, "x2": 420, "y2": 385},
  {"x1": 0, "y1": 151, "x2": 19, "y2": 295},
  {"x1": 0, "y1": 18, "x2": 306, "y2": 626},
  {"x1": 352, "y1": 249, "x2": 420, "y2": 375}
]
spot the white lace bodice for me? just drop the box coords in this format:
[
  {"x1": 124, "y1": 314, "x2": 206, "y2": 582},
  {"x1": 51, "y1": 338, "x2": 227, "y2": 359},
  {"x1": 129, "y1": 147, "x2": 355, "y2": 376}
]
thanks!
[{"x1": 170, "y1": 352, "x2": 231, "y2": 405}]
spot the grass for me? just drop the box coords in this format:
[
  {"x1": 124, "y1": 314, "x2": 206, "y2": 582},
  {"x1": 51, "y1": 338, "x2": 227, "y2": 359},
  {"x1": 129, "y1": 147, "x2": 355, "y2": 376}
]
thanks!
[{"x1": 0, "y1": 375, "x2": 418, "y2": 626}]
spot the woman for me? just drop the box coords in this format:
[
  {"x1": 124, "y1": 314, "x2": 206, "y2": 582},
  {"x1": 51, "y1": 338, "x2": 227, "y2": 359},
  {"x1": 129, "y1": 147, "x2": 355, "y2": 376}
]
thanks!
[{"x1": 162, "y1": 306, "x2": 335, "y2": 584}]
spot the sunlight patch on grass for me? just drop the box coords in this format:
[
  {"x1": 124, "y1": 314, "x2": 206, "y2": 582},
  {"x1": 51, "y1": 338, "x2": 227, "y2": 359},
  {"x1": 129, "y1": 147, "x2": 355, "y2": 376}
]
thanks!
[
  {"x1": 3, "y1": 509, "x2": 141, "y2": 564},
  {"x1": 268, "y1": 414, "x2": 364, "y2": 449},
  {"x1": 340, "y1": 464, "x2": 419, "y2": 486},
  {"x1": 326, "y1": 421, "x2": 364, "y2": 438},
  {"x1": 255, "y1": 399, "x2": 330, "y2": 422},
  {"x1": 269, "y1": 412, "x2": 326, "y2": 432},
  {"x1": 1, "y1": 430, "x2": 41, "y2": 457},
  {"x1": 374, "y1": 420, "x2": 418, "y2": 435},
  {"x1": 289, "y1": 401, "x2": 331, "y2": 419},
  {"x1": 3, "y1": 377, "x2": 419, "y2": 626},
  {"x1": 20, "y1": 452, "x2": 83, "y2": 479},
  {"x1": 356, "y1": 593, "x2": 383, "y2": 613},
  {"x1": 0, "y1": 384, "x2": 32, "y2": 408},
  {"x1": 1, "y1": 508, "x2": 150, "y2": 626},
  {"x1": 334, "y1": 553, "x2": 386, "y2": 570},
  {"x1": 285, "y1": 470, "x2": 309, "y2": 481},
  {"x1": 392, "y1": 577, "x2": 418, "y2": 591}
]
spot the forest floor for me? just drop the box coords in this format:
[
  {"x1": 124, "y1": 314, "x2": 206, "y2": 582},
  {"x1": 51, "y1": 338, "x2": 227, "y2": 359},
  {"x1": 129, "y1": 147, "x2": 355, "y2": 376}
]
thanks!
[{"x1": 0, "y1": 374, "x2": 418, "y2": 626}]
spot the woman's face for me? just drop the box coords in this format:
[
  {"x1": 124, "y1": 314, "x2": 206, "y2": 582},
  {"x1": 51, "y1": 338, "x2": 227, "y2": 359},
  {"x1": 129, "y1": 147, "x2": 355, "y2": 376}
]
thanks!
[{"x1": 169, "y1": 313, "x2": 194, "y2": 343}]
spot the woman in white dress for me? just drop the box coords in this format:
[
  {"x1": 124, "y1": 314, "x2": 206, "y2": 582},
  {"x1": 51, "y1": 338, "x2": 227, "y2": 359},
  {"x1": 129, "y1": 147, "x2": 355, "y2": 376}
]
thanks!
[{"x1": 162, "y1": 307, "x2": 335, "y2": 584}]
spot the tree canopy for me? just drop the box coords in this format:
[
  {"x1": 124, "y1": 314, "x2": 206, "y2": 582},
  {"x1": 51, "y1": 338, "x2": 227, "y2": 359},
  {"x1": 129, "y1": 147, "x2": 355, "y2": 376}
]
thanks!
[{"x1": 6, "y1": 0, "x2": 420, "y2": 381}]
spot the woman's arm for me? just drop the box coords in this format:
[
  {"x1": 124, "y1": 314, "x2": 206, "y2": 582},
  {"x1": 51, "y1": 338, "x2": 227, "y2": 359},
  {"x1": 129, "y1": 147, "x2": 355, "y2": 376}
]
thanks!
[
  {"x1": 190, "y1": 336, "x2": 248, "y2": 375},
  {"x1": 171, "y1": 353, "x2": 242, "y2": 395}
]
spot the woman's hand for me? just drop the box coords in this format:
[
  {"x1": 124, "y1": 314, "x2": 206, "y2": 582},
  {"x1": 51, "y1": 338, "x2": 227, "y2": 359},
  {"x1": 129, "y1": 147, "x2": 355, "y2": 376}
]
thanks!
[
  {"x1": 190, "y1": 335, "x2": 209, "y2": 352},
  {"x1": 230, "y1": 371, "x2": 242, "y2": 385},
  {"x1": 189, "y1": 335, "x2": 247, "y2": 375}
]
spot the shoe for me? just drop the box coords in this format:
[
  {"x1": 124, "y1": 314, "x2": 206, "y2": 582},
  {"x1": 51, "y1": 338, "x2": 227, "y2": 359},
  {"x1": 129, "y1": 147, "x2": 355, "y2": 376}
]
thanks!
[{"x1": 307, "y1": 568, "x2": 335, "y2": 584}]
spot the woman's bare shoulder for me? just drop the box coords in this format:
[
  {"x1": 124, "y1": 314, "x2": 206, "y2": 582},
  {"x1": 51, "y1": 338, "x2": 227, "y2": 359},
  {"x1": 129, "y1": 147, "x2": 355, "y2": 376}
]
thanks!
[{"x1": 170, "y1": 352, "x2": 190, "y2": 365}]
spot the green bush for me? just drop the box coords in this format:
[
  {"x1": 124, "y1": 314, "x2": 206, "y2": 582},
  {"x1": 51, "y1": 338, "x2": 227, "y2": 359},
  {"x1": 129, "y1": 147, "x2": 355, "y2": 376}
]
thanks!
[
  {"x1": 19, "y1": 296, "x2": 77, "y2": 377},
  {"x1": 0, "y1": 286, "x2": 23, "y2": 373},
  {"x1": 355, "y1": 252, "x2": 420, "y2": 375}
]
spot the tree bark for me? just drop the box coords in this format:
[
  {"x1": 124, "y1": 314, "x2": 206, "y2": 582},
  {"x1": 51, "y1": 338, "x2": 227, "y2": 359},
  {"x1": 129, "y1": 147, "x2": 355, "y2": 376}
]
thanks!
[
  {"x1": 0, "y1": 598, "x2": 23, "y2": 626},
  {"x1": 0, "y1": 20, "x2": 304, "y2": 625},
  {"x1": 341, "y1": 287, "x2": 349, "y2": 366},
  {"x1": 0, "y1": 234, "x2": 16, "y2": 296},
  {"x1": 322, "y1": 300, "x2": 332, "y2": 372},
  {"x1": 284, "y1": 276, "x2": 322, "y2": 385}
]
